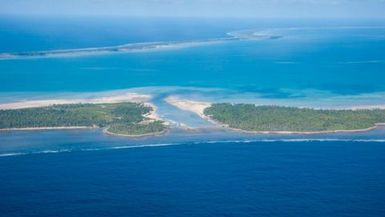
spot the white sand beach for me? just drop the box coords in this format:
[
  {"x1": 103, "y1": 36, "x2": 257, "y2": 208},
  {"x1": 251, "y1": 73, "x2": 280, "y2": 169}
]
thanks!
[
  {"x1": 164, "y1": 96, "x2": 211, "y2": 119},
  {"x1": 0, "y1": 126, "x2": 95, "y2": 131},
  {"x1": 0, "y1": 92, "x2": 151, "y2": 110},
  {"x1": 0, "y1": 93, "x2": 170, "y2": 137}
]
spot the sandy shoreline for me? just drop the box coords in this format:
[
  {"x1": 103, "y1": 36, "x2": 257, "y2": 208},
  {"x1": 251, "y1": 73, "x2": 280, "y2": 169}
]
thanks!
[
  {"x1": 0, "y1": 95, "x2": 168, "y2": 137},
  {"x1": 164, "y1": 96, "x2": 385, "y2": 135},
  {"x1": 221, "y1": 123, "x2": 385, "y2": 135},
  {"x1": 0, "y1": 126, "x2": 96, "y2": 131},
  {"x1": 102, "y1": 127, "x2": 169, "y2": 138},
  {"x1": 2, "y1": 94, "x2": 385, "y2": 136},
  {"x1": 164, "y1": 96, "x2": 211, "y2": 119},
  {"x1": 0, "y1": 92, "x2": 151, "y2": 110},
  {"x1": 0, "y1": 126, "x2": 169, "y2": 138},
  {"x1": 143, "y1": 102, "x2": 170, "y2": 125}
]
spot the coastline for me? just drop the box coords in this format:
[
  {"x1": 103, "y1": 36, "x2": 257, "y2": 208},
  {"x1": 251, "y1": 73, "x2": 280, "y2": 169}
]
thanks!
[
  {"x1": 0, "y1": 99, "x2": 169, "y2": 138},
  {"x1": 0, "y1": 125, "x2": 169, "y2": 138},
  {"x1": 164, "y1": 96, "x2": 211, "y2": 119},
  {"x1": 0, "y1": 126, "x2": 96, "y2": 131},
  {"x1": 102, "y1": 126, "x2": 169, "y2": 138},
  {"x1": 165, "y1": 96, "x2": 385, "y2": 135},
  {"x1": 2, "y1": 94, "x2": 385, "y2": 136},
  {"x1": 0, "y1": 92, "x2": 151, "y2": 110},
  {"x1": 143, "y1": 102, "x2": 170, "y2": 125},
  {"x1": 219, "y1": 123, "x2": 385, "y2": 135},
  {"x1": 0, "y1": 30, "x2": 278, "y2": 60}
]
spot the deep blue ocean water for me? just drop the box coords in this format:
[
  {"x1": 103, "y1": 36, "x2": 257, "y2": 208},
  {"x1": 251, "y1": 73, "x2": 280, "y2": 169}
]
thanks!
[
  {"x1": 1, "y1": 17, "x2": 385, "y2": 217},
  {"x1": 1, "y1": 141, "x2": 385, "y2": 217}
]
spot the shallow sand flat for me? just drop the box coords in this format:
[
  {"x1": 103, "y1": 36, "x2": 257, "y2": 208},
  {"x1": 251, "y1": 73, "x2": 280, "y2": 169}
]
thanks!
[
  {"x1": 221, "y1": 123, "x2": 385, "y2": 135},
  {"x1": 0, "y1": 92, "x2": 151, "y2": 110},
  {"x1": 348, "y1": 105, "x2": 385, "y2": 110},
  {"x1": 164, "y1": 96, "x2": 211, "y2": 118},
  {"x1": 143, "y1": 102, "x2": 170, "y2": 125}
]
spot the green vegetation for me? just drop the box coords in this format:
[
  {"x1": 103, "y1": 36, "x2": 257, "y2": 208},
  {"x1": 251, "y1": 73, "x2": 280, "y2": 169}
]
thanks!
[
  {"x1": 107, "y1": 121, "x2": 166, "y2": 136},
  {"x1": 204, "y1": 103, "x2": 385, "y2": 132},
  {"x1": 0, "y1": 103, "x2": 167, "y2": 136}
]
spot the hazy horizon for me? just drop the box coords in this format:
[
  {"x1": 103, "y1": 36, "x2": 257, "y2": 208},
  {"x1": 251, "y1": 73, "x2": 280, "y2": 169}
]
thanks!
[{"x1": 1, "y1": 0, "x2": 385, "y2": 19}]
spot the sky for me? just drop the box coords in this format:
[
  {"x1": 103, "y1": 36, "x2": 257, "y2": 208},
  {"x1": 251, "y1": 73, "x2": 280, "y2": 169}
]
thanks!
[{"x1": 1, "y1": 0, "x2": 385, "y2": 19}]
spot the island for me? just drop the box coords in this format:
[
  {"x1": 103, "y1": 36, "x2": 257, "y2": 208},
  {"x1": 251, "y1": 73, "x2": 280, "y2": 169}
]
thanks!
[
  {"x1": 204, "y1": 103, "x2": 385, "y2": 134},
  {"x1": 2, "y1": 97, "x2": 385, "y2": 136},
  {"x1": 0, "y1": 102, "x2": 167, "y2": 137},
  {"x1": 0, "y1": 30, "x2": 281, "y2": 59}
]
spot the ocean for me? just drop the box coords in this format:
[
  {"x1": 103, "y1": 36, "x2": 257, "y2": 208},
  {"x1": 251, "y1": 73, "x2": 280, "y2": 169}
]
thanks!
[
  {"x1": 1, "y1": 17, "x2": 385, "y2": 216},
  {"x1": 1, "y1": 18, "x2": 385, "y2": 95},
  {"x1": 1, "y1": 140, "x2": 385, "y2": 217}
]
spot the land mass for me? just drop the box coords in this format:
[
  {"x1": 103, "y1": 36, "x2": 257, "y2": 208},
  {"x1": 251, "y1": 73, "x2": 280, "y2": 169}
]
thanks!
[
  {"x1": 164, "y1": 97, "x2": 385, "y2": 134},
  {"x1": 0, "y1": 92, "x2": 150, "y2": 110},
  {"x1": 0, "y1": 102, "x2": 167, "y2": 136},
  {"x1": 204, "y1": 103, "x2": 385, "y2": 134},
  {"x1": 0, "y1": 30, "x2": 280, "y2": 59},
  {"x1": 2, "y1": 96, "x2": 385, "y2": 136}
]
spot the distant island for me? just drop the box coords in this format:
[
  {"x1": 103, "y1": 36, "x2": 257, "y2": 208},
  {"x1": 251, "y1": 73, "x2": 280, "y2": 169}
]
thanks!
[
  {"x1": 0, "y1": 29, "x2": 281, "y2": 59},
  {"x1": 0, "y1": 103, "x2": 167, "y2": 137},
  {"x1": 204, "y1": 103, "x2": 385, "y2": 134}
]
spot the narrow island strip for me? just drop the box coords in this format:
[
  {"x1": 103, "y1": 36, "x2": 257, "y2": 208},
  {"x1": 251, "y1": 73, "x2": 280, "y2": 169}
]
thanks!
[
  {"x1": 0, "y1": 92, "x2": 150, "y2": 110},
  {"x1": 165, "y1": 96, "x2": 385, "y2": 134},
  {"x1": 0, "y1": 102, "x2": 168, "y2": 137},
  {"x1": 0, "y1": 30, "x2": 280, "y2": 60}
]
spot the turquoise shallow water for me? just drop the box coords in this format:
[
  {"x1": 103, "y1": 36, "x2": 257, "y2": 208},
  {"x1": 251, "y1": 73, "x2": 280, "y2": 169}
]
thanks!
[
  {"x1": 1, "y1": 18, "x2": 385, "y2": 217},
  {"x1": 1, "y1": 127, "x2": 385, "y2": 157},
  {"x1": 0, "y1": 18, "x2": 385, "y2": 96},
  {"x1": 1, "y1": 18, "x2": 385, "y2": 153},
  {"x1": 0, "y1": 17, "x2": 385, "y2": 153}
]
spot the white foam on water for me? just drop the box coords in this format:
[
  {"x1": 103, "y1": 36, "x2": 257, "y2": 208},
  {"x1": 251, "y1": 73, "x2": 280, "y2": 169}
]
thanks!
[
  {"x1": 1, "y1": 138, "x2": 385, "y2": 158},
  {"x1": 0, "y1": 152, "x2": 27, "y2": 157}
]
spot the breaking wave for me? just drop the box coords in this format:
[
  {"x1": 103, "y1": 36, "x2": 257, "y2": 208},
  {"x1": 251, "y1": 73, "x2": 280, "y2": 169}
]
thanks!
[{"x1": 1, "y1": 138, "x2": 385, "y2": 158}]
